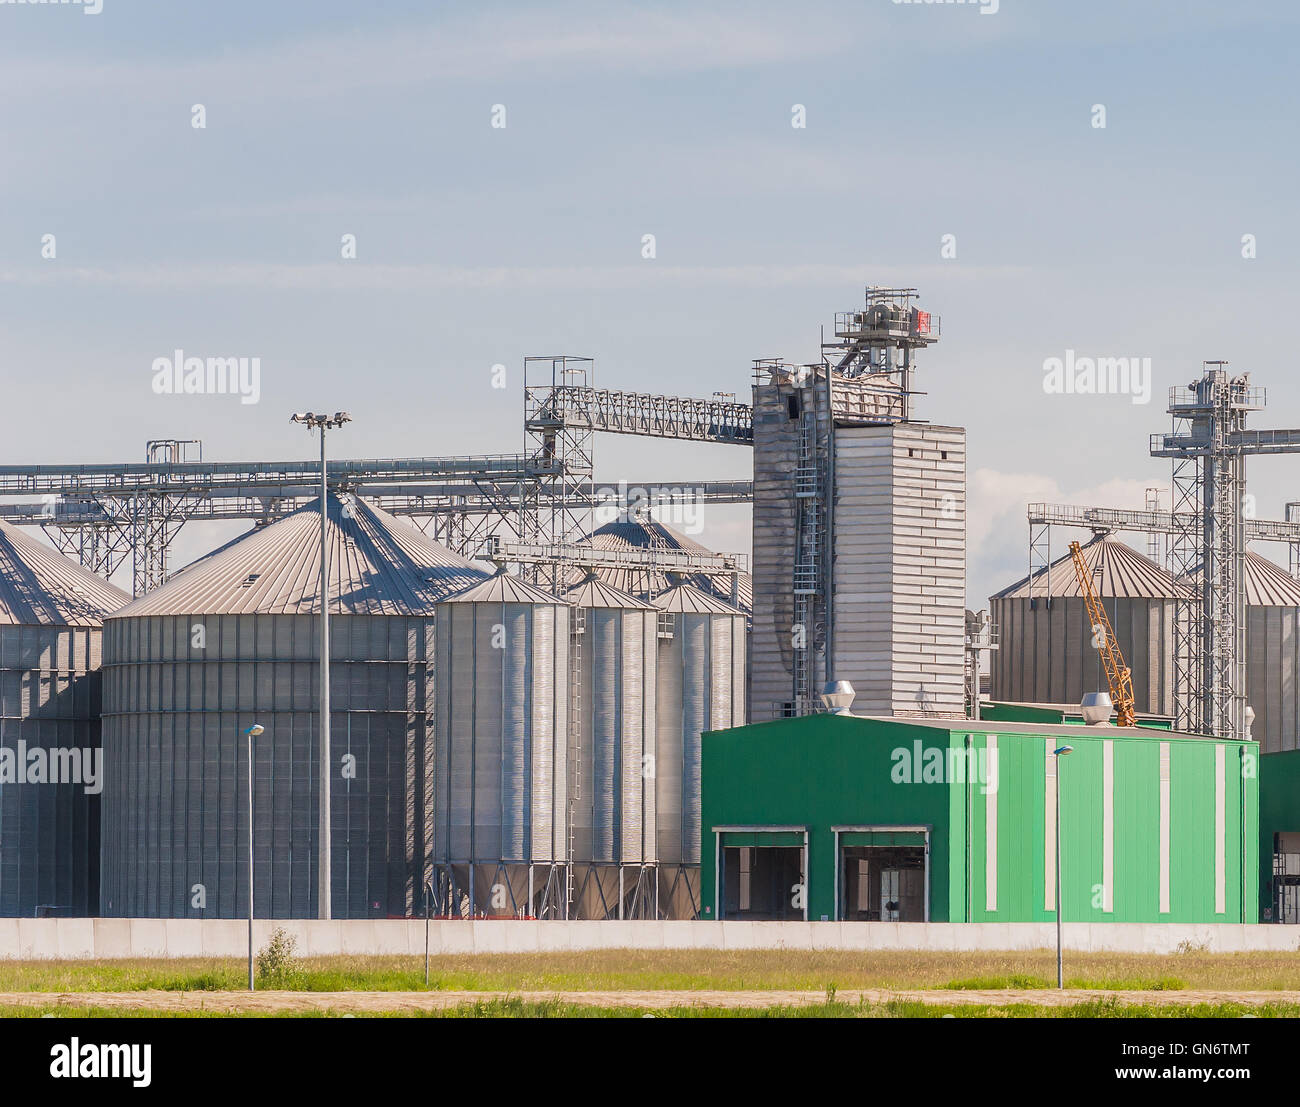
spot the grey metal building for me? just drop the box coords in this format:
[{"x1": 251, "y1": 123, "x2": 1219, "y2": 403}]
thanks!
[
  {"x1": 563, "y1": 575, "x2": 658, "y2": 918},
  {"x1": 0, "y1": 520, "x2": 129, "y2": 917},
  {"x1": 1244, "y1": 549, "x2": 1300, "y2": 753},
  {"x1": 989, "y1": 536, "x2": 1189, "y2": 718},
  {"x1": 652, "y1": 582, "x2": 747, "y2": 917},
  {"x1": 100, "y1": 494, "x2": 487, "y2": 919},
  {"x1": 432, "y1": 568, "x2": 570, "y2": 918}
]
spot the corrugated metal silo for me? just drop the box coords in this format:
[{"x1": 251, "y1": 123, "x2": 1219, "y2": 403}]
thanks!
[
  {"x1": 1245, "y1": 549, "x2": 1300, "y2": 754},
  {"x1": 989, "y1": 536, "x2": 1190, "y2": 718},
  {"x1": 563, "y1": 575, "x2": 658, "y2": 919},
  {"x1": 0, "y1": 521, "x2": 128, "y2": 916},
  {"x1": 100, "y1": 494, "x2": 486, "y2": 919},
  {"x1": 433, "y1": 568, "x2": 570, "y2": 918},
  {"x1": 652, "y1": 582, "x2": 747, "y2": 918},
  {"x1": 577, "y1": 515, "x2": 752, "y2": 612}
]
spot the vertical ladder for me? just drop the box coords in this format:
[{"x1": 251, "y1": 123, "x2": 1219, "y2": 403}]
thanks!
[{"x1": 792, "y1": 401, "x2": 824, "y2": 713}]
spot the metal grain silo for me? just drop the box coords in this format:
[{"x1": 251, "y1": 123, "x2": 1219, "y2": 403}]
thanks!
[
  {"x1": 563, "y1": 575, "x2": 658, "y2": 919},
  {"x1": 432, "y1": 569, "x2": 570, "y2": 919},
  {"x1": 989, "y1": 535, "x2": 1189, "y2": 718},
  {"x1": 576, "y1": 515, "x2": 751, "y2": 611},
  {"x1": 0, "y1": 521, "x2": 128, "y2": 916},
  {"x1": 652, "y1": 582, "x2": 747, "y2": 918},
  {"x1": 1244, "y1": 549, "x2": 1300, "y2": 754},
  {"x1": 100, "y1": 494, "x2": 487, "y2": 919}
]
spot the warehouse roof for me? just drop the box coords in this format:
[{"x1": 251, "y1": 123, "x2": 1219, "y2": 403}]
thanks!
[
  {"x1": 856, "y1": 714, "x2": 1224, "y2": 742},
  {"x1": 0, "y1": 519, "x2": 130, "y2": 627},
  {"x1": 111, "y1": 494, "x2": 488, "y2": 617},
  {"x1": 992, "y1": 535, "x2": 1190, "y2": 600}
]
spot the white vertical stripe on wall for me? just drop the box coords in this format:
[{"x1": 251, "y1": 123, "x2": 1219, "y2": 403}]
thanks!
[
  {"x1": 985, "y1": 736, "x2": 998, "y2": 913},
  {"x1": 1102, "y1": 739, "x2": 1114, "y2": 913},
  {"x1": 1159, "y1": 741, "x2": 1171, "y2": 914},
  {"x1": 1215, "y1": 743, "x2": 1226, "y2": 914},
  {"x1": 1045, "y1": 737, "x2": 1057, "y2": 912}
]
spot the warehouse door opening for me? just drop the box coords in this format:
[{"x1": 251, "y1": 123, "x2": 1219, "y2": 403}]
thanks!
[
  {"x1": 716, "y1": 830, "x2": 806, "y2": 920},
  {"x1": 1274, "y1": 832, "x2": 1300, "y2": 924},
  {"x1": 836, "y1": 829, "x2": 929, "y2": 921}
]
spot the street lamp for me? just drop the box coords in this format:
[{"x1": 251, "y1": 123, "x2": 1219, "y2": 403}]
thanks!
[
  {"x1": 244, "y1": 723, "x2": 265, "y2": 991},
  {"x1": 1053, "y1": 744, "x2": 1074, "y2": 990},
  {"x1": 290, "y1": 411, "x2": 352, "y2": 920}
]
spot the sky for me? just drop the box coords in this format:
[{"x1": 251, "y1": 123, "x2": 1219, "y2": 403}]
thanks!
[{"x1": 2, "y1": 0, "x2": 1298, "y2": 605}]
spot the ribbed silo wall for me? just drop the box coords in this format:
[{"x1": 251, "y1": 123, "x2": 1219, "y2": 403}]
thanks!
[
  {"x1": 432, "y1": 601, "x2": 568, "y2": 914},
  {"x1": 989, "y1": 596, "x2": 1180, "y2": 717},
  {"x1": 654, "y1": 611, "x2": 747, "y2": 909},
  {"x1": 0, "y1": 625, "x2": 103, "y2": 917},
  {"x1": 100, "y1": 613, "x2": 437, "y2": 919},
  {"x1": 570, "y1": 608, "x2": 657, "y2": 866},
  {"x1": 1247, "y1": 605, "x2": 1300, "y2": 754}
]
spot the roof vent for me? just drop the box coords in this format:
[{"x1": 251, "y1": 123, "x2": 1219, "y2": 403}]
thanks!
[
  {"x1": 240, "y1": 573, "x2": 261, "y2": 589},
  {"x1": 820, "y1": 680, "x2": 856, "y2": 715},
  {"x1": 1080, "y1": 691, "x2": 1113, "y2": 726}
]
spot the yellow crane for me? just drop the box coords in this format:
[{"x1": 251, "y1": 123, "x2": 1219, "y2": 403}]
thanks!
[{"x1": 1068, "y1": 540, "x2": 1137, "y2": 727}]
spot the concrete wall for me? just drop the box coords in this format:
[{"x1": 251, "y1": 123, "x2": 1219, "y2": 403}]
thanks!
[{"x1": 1, "y1": 918, "x2": 1298, "y2": 959}]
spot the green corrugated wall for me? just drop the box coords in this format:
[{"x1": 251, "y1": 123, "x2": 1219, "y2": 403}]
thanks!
[{"x1": 701, "y1": 715, "x2": 1258, "y2": 923}]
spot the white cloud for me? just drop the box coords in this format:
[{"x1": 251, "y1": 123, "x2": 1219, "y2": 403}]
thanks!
[
  {"x1": 0, "y1": 260, "x2": 1028, "y2": 293},
  {"x1": 0, "y1": 6, "x2": 840, "y2": 100}
]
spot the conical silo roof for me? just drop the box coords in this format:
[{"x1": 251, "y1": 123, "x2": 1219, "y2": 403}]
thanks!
[
  {"x1": 1244, "y1": 549, "x2": 1300, "y2": 606},
  {"x1": 110, "y1": 494, "x2": 489, "y2": 617},
  {"x1": 992, "y1": 535, "x2": 1190, "y2": 601},
  {"x1": 561, "y1": 575, "x2": 656, "y2": 611},
  {"x1": 442, "y1": 566, "x2": 563, "y2": 605},
  {"x1": 577, "y1": 515, "x2": 752, "y2": 611},
  {"x1": 0, "y1": 518, "x2": 129, "y2": 626},
  {"x1": 652, "y1": 581, "x2": 745, "y2": 615}
]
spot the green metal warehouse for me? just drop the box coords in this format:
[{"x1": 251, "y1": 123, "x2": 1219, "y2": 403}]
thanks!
[{"x1": 700, "y1": 714, "x2": 1258, "y2": 924}]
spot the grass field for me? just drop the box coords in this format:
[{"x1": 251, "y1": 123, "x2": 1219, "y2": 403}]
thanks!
[
  {"x1": 2, "y1": 995, "x2": 1299, "y2": 1018},
  {"x1": 2, "y1": 948, "x2": 1299, "y2": 994}
]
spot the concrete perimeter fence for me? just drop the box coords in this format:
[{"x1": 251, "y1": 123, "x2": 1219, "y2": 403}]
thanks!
[{"x1": 1, "y1": 920, "x2": 1299, "y2": 959}]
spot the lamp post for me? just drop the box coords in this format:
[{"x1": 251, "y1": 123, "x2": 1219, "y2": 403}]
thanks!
[
  {"x1": 244, "y1": 723, "x2": 265, "y2": 991},
  {"x1": 424, "y1": 879, "x2": 434, "y2": 988},
  {"x1": 290, "y1": 411, "x2": 352, "y2": 920},
  {"x1": 1053, "y1": 744, "x2": 1074, "y2": 990}
]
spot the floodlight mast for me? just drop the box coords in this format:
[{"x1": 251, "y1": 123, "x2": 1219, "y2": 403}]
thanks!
[{"x1": 289, "y1": 409, "x2": 352, "y2": 918}]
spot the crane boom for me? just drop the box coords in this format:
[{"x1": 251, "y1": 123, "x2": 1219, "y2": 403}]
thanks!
[{"x1": 1068, "y1": 540, "x2": 1137, "y2": 727}]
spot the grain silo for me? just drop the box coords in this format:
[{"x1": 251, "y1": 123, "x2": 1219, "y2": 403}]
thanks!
[
  {"x1": 1244, "y1": 549, "x2": 1300, "y2": 754},
  {"x1": 432, "y1": 568, "x2": 570, "y2": 918},
  {"x1": 100, "y1": 494, "x2": 487, "y2": 919},
  {"x1": 652, "y1": 582, "x2": 747, "y2": 918},
  {"x1": 577, "y1": 514, "x2": 751, "y2": 611},
  {"x1": 989, "y1": 534, "x2": 1190, "y2": 718},
  {"x1": 563, "y1": 575, "x2": 658, "y2": 919},
  {"x1": 0, "y1": 521, "x2": 128, "y2": 917}
]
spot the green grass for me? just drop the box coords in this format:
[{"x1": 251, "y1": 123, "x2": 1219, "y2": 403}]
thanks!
[
  {"x1": 0, "y1": 949, "x2": 1291, "y2": 994},
  {"x1": 5, "y1": 999, "x2": 1300, "y2": 1019}
]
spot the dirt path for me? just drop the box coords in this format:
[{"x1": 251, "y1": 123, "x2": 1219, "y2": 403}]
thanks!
[{"x1": 1, "y1": 988, "x2": 1296, "y2": 1013}]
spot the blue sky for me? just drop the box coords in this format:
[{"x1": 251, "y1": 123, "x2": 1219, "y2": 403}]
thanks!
[{"x1": 2, "y1": 0, "x2": 1298, "y2": 603}]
